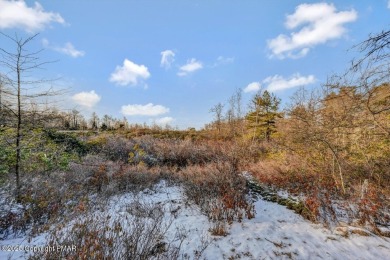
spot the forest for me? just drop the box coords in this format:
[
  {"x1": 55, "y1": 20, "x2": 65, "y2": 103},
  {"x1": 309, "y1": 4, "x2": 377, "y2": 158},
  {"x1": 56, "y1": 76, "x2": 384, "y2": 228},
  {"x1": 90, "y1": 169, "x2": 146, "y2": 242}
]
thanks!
[{"x1": 0, "y1": 28, "x2": 389, "y2": 259}]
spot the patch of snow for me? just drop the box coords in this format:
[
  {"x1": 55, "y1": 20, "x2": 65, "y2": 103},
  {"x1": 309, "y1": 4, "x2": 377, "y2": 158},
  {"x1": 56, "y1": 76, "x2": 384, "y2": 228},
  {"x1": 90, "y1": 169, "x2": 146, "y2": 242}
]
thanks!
[{"x1": 1, "y1": 180, "x2": 389, "y2": 259}]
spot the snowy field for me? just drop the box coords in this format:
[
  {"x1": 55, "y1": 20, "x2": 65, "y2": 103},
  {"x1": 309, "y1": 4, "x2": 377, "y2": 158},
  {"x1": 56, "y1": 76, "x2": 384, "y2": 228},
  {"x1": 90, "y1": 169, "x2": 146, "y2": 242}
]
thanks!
[{"x1": 1, "y1": 180, "x2": 389, "y2": 259}]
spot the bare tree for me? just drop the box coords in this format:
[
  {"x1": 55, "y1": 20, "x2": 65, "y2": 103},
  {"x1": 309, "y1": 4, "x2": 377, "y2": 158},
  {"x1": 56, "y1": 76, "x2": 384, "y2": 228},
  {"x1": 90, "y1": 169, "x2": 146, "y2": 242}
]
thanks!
[
  {"x1": 90, "y1": 112, "x2": 100, "y2": 130},
  {"x1": 283, "y1": 29, "x2": 390, "y2": 194},
  {"x1": 210, "y1": 102, "x2": 224, "y2": 134},
  {"x1": 0, "y1": 33, "x2": 63, "y2": 200},
  {"x1": 71, "y1": 109, "x2": 80, "y2": 129},
  {"x1": 352, "y1": 29, "x2": 390, "y2": 73},
  {"x1": 333, "y1": 29, "x2": 390, "y2": 135},
  {"x1": 225, "y1": 88, "x2": 244, "y2": 137}
]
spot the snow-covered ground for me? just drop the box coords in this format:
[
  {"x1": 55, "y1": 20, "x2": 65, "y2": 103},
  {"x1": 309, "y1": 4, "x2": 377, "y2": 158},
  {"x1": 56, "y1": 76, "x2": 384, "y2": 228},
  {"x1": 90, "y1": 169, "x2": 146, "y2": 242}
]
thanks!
[{"x1": 1, "y1": 180, "x2": 389, "y2": 259}]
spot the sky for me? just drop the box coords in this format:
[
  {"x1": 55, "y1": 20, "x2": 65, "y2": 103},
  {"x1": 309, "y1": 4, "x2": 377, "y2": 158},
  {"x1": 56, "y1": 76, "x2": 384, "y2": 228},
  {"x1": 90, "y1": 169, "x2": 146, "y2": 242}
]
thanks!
[{"x1": 0, "y1": 0, "x2": 389, "y2": 129}]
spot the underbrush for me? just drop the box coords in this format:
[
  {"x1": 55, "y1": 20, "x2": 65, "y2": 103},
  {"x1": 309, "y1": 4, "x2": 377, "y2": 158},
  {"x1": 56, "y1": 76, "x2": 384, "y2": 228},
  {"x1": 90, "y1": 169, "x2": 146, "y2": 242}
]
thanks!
[
  {"x1": 30, "y1": 200, "x2": 184, "y2": 260},
  {"x1": 3, "y1": 130, "x2": 388, "y2": 259},
  {"x1": 177, "y1": 162, "x2": 255, "y2": 235},
  {"x1": 0, "y1": 154, "x2": 166, "y2": 239},
  {"x1": 1, "y1": 133, "x2": 260, "y2": 243},
  {"x1": 248, "y1": 154, "x2": 390, "y2": 235},
  {"x1": 179, "y1": 162, "x2": 255, "y2": 222}
]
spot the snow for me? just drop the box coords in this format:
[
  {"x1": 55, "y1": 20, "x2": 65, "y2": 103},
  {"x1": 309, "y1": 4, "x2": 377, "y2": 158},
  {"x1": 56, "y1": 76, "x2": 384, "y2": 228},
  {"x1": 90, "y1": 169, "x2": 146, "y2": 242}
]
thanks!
[{"x1": 1, "y1": 180, "x2": 389, "y2": 259}]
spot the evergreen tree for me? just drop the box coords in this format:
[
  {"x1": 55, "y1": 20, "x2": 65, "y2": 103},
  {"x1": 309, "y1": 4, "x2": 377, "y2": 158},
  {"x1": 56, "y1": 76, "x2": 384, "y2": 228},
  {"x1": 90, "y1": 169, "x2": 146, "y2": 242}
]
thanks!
[{"x1": 246, "y1": 90, "x2": 282, "y2": 142}]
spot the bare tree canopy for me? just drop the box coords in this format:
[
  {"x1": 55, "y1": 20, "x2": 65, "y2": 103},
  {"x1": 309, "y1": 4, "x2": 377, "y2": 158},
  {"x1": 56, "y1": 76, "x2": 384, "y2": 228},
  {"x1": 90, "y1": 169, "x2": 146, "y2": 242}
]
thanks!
[
  {"x1": 0, "y1": 33, "x2": 64, "y2": 200},
  {"x1": 352, "y1": 29, "x2": 390, "y2": 69}
]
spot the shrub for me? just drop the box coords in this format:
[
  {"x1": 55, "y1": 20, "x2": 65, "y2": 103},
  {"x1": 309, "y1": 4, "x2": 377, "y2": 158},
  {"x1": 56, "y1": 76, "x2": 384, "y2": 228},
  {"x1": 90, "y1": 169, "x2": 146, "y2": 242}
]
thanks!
[
  {"x1": 178, "y1": 162, "x2": 255, "y2": 225},
  {"x1": 111, "y1": 164, "x2": 167, "y2": 193},
  {"x1": 209, "y1": 221, "x2": 228, "y2": 236},
  {"x1": 101, "y1": 136, "x2": 135, "y2": 161},
  {"x1": 45, "y1": 130, "x2": 88, "y2": 156}
]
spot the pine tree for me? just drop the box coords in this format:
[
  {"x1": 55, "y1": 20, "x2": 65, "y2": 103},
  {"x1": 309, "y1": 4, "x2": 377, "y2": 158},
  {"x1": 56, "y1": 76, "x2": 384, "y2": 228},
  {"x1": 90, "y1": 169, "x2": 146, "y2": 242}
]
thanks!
[{"x1": 246, "y1": 90, "x2": 282, "y2": 142}]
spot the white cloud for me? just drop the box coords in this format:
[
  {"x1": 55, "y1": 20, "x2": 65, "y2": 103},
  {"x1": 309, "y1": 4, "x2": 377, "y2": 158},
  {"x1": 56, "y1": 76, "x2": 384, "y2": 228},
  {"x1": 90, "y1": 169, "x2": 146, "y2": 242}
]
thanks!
[
  {"x1": 121, "y1": 103, "x2": 169, "y2": 116},
  {"x1": 55, "y1": 42, "x2": 85, "y2": 58},
  {"x1": 267, "y1": 3, "x2": 357, "y2": 59},
  {"x1": 177, "y1": 58, "x2": 203, "y2": 76},
  {"x1": 42, "y1": 39, "x2": 85, "y2": 58},
  {"x1": 213, "y1": 56, "x2": 234, "y2": 67},
  {"x1": 110, "y1": 59, "x2": 151, "y2": 86},
  {"x1": 160, "y1": 50, "x2": 175, "y2": 69},
  {"x1": 0, "y1": 0, "x2": 65, "y2": 32},
  {"x1": 155, "y1": 117, "x2": 174, "y2": 125},
  {"x1": 263, "y1": 74, "x2": 316, "y2": 92},
  {"x1": 72, "y1": 90, "x2": 101, "y2": 108},
  {"x1": 388, "y1": 0, "x2": 390, "y2": 9},
  {"x1": 244, "y1": 82, "x2": 261, "y2": 93}
]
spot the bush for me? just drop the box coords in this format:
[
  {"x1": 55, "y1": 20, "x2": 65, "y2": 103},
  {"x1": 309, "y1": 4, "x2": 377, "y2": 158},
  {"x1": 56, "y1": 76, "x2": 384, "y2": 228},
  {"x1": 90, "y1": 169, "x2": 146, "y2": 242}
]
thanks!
[
  {"x1": 45, "y1": 130, "x2": 89, "y2": 156},
  {"x1": 111, "y1": 164, "x2": 167, "y2": 193},
  {"x1": 178, "y1": 162, "x2": 255, "y2": 225}
]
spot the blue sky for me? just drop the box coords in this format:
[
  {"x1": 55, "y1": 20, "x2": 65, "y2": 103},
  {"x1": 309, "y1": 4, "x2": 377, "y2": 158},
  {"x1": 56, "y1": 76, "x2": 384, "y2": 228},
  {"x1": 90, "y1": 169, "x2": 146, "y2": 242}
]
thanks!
[{"x1": 0, "y1": 0, "x2": 389, "y2": 129}]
